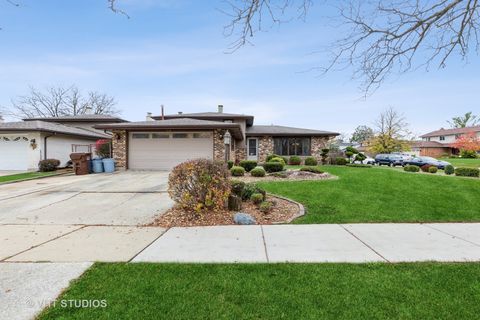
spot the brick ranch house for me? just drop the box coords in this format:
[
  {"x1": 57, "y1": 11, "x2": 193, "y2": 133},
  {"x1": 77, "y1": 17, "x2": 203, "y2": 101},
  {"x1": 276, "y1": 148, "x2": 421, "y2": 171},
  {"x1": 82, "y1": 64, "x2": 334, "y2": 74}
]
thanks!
[
  {"x1": 95, "y1": 106, "x2": 339, "y2": 170},
  {"x1": 412, "y1": 125, "x2": 480, "y2": 158}
]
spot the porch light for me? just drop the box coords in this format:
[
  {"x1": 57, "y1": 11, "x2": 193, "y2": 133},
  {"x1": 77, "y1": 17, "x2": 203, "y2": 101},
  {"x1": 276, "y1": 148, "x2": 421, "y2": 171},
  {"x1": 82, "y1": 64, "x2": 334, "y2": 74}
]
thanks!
[{"x1": 223, "y1": 130, "x2": 231, "y2": 145}]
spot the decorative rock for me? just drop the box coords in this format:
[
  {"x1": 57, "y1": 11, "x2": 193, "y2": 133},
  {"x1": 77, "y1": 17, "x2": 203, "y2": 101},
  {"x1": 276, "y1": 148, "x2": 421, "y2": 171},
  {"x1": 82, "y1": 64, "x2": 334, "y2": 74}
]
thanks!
[{"x1": 233, "y1": 212, "x2": 256, "y2": 225}]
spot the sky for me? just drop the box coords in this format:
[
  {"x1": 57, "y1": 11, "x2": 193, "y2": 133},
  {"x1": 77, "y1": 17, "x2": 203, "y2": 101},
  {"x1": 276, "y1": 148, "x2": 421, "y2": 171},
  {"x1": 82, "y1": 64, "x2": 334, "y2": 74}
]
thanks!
[{"x1": 0, "y1": 0, "x2": 479, "y2": 138}]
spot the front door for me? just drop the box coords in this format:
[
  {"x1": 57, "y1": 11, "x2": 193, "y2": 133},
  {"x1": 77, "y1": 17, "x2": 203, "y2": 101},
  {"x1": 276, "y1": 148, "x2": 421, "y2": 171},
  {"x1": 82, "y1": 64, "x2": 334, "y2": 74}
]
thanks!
[{"x1": 247, "y1": 138, "x2": 258, "y2": 161}]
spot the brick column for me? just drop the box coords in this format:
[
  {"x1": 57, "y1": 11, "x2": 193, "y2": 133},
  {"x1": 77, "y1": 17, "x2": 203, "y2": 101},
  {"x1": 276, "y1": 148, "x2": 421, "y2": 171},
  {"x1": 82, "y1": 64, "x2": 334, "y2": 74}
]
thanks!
[
  {"x1": 112, "y1": 130, "x2": 127, "y2": 170},
  {"x1": 311, "y1": 136, "x2": 329, "y2": 162},
  {"x1": 213, "y1": 129, "x2": 226, "y2": 161},
  {"x1": 258, "y1": 136, "x2": 274, "y2": 163}
]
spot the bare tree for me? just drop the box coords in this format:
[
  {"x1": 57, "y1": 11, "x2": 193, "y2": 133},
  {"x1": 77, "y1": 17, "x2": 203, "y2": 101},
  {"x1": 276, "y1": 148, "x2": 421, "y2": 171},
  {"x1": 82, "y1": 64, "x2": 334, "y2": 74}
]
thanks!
[
  {"x1": 221, "y1": 1, "x2": 480, "y2": 93},
  {"x1": 369, "y1": 107, "x2": 411, "y2": 153},
  {"x1": 4, "y1": 86, "x2": 120, "y2": 119}
]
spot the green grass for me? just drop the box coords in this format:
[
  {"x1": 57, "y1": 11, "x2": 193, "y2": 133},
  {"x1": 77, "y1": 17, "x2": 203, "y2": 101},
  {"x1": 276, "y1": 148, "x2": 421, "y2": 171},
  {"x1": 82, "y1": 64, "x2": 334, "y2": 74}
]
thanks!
[
  {"x1": 0, "y1": 171, "x2": 56, "y2": 184},
  {"x1": 440, "y1": 157, "x2": 480, "y2": 168},
  {"x1": 39, "y1": 263, "x2": 480, "y2": 320},
  {"x1": 259, "y1": 166, "x2": 480, "y2": 223}
]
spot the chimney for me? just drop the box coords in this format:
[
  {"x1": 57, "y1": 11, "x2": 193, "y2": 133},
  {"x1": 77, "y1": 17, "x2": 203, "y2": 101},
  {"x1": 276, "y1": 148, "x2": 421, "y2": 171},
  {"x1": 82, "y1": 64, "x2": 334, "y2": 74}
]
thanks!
[
  {"x1": 146, "y1": 112, "x2": 153, "y2": 121},
  {"x1": 161, "y1": 104, "x2": 165, "y2": 120},
  {"x1": 218, "y1": 105, "x2": 224, "y2": 113},
  {"x1": 85, "y1": 106, "x2": 93, "y2": 115},
  {"x1": 178, "y1": 111, "x2": 183, "y2": 115}
]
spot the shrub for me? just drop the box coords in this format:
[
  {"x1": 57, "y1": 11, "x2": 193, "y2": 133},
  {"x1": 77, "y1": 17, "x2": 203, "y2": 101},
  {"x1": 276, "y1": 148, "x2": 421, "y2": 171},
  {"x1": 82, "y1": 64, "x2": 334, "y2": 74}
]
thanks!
[
  {"x1": 266, "y1": 154, "x2": 288, "y2": 164},
  {"x1": 239, "y1": 160, "x2": 257, "y2": 172},
  {"x1": 428, "y1": 166, "x2": 438, "y2": 174},
  {"x1": 38, "y1": 159, "x2": 60, "y2": 172},
  {"x1": 444, "y1": 164, "x2": 454, "y2": 175},
  {"x1": 168, "y1": 159, "x2": 230, "y2": 213},
  {"x1": 250, "y1": 193, "x2": 264, "y2": 205},
  {"x1": 230, "y1": 166, "x2": 245, "y2": 177},
  {"x1": 335, "y1": 157, "x2": 348, "y2": 165},
  {"x1": 300, "y1": 166, "x2": 324, "y2": 174},
  {"x1": 420, "y1": 164, "x2": 432, "y2": 172},
  {"x1": 455, "y1": 167, "x2": 480, "y2": 177},
  {"x1": 263, "y1": 162, "x2": 284, "y2": 173},
  {"x1": 269, "y1": 171, "x2": 288, "y2": 178},
  {"x1": 270, "y1": 157, "x2": 286, "y2": 166},
  {"x1": 355, "y1": 153, "x2": 367, "y2": 163},
  {"x1": 227, "y1": 160, "x2": 234, "y2": 169},
  {"x1": 259, "y1": 201, "x2": 273, "y2": 213},
  {"x1": 404, "y1": 165, "x2": 420, "y2": 172},
  {"x1": 320, "y1": 148, "x2": 330, "y2": 165},
  {"x1": 460, "y1": 150, "x2": 478, "y2": 158},
  {"x1": 304, "y1": 156, "x2": 318, "y2": 166},
  {"x1": 95, "y1": 139, "x2": 111, "y2": 158},
  {"x1": 242, "y1": 183, "x2": 266, "y2": 201},
  {"x1": 346, "y1": 163, "x2": 372, "y2": 168},
  {"x1": 250, "y1": 166, "x2": 266, "y2": 177},
  {"x1": 289, "y1": 156, "x2": 302, "y2": 165},
  {"x1": 230, "y1": 180, "x2": 246, "y2": 197}
]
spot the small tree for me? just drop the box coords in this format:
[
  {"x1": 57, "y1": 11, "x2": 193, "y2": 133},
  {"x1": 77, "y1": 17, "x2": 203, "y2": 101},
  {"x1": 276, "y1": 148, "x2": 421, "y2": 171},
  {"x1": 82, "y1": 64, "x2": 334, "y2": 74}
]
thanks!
[
  {"x1": 453, "y1": 132, "x2": 480, "y2": 158},
  {"x1": 95, "y1": 139, "x2": 111, "y2": 158},
  {"x1": 345, "y1": 146, "x2": 359, "y2": 163},
  {"x1": 320, "y1": 148, "x2": 330, "y2": 165},
  {"x1": 355, "y1": 153, "x2": 367, "y2": 164}
]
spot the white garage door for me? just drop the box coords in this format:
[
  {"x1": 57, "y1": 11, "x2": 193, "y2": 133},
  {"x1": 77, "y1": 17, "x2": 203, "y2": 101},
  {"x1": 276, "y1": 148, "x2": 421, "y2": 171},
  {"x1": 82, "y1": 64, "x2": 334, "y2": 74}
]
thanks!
[
  {"x1": 0, "y1": 136, "x2": 30, "y2": 170},
  {"x1": 128, "y1": 132, "x2": 214, "y2": 170}
]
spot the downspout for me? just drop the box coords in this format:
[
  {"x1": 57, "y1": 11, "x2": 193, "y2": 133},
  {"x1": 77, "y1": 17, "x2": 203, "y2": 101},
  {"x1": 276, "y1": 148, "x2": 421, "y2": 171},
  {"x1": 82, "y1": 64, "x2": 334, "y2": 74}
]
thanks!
[{"x1": 44, "y1": 133, "x2": 56, "y2": 160}]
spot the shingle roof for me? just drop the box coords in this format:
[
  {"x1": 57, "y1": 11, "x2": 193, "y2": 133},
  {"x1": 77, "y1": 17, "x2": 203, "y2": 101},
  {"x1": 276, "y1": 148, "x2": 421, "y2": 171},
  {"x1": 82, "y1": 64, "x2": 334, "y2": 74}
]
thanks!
[
  {"x1": 156, "y1": 112, "x2": 254, "y2": 126},
  {"x1": 412, "y1": 141, "x2": 449, "y2": 148},
  {"x1": 94, "y1": 118, "x2": 244, "y2": 139},
  {"x1": 420, "y1": 126, "x2": 480, "y2": 138},
  {"x1": 0, "y1": 120, "x2": 110, "y2": 139},
  {"x1": 23, "y1": 114, "x2": 127, "y2": 123},
  {"x1": 246, "y1": 125, "x2": 339, "y2": 137}
]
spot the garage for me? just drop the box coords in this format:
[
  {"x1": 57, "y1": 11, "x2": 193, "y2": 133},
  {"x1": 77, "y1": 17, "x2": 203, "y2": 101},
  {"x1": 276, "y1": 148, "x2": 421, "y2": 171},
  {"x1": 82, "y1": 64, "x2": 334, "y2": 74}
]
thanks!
[
  {"x1": 0, "y1": 135, "x2": 30, "y2": 170},
  {"x1": 128, "y1": 132, "x2": 213, "y2": 170}
]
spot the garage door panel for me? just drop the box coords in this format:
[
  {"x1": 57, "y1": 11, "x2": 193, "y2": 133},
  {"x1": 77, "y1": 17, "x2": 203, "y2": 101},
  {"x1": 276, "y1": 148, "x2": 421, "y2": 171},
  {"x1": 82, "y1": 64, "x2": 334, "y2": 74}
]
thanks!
[
  {"x1": 0, "y1": 137, "x2": 29, "y2": 170},
  {"x1": 128, "y1": 133, "x2": 213, "y2": 170}
]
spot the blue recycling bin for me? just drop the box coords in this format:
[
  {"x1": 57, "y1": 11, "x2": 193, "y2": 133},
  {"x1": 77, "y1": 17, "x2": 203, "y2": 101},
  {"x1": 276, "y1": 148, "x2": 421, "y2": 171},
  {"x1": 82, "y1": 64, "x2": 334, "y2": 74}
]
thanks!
[
  {"x1": 92, "y1": 158, "x2": 104, "y2": 173},
  {"x1": 102, "y1": 158, "x2": 115, "y2": 173}
]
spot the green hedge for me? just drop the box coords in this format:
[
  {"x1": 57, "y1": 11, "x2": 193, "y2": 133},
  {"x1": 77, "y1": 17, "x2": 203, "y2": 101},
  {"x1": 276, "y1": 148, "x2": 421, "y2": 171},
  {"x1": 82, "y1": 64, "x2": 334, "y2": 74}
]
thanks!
[
  {"x1": 346, "y1": 164, "x2": 372, "y2": 168},
  {"x1": 455, "y1": 167, "x2": 480, "y2": 177},
  {"x1": 263, "y1": 162, "x2": 284, "y2": 173},
  {"x1": 404, "y1": 165, "x2": 420, "y2": 172},
  {"x1": 239, "y1": 160, "x2": 257, "y2": 172}
]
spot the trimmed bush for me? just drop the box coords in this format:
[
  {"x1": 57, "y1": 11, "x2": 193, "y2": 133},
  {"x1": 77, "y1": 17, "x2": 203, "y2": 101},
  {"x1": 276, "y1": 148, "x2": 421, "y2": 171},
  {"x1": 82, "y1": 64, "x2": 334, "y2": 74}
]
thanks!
[
  {"x1": 444, "y1": 164, "x2": 454, "y2": 175},
  {"x1": 239, "y1": 160, "x2": 257, "y2": 172},
  {"x1": 455, "y1": 167, "x2": 480, "y2": 177},
  {"x1": 270, "y1": 157, "x2": 286, "y2": 166},
  {"x1": 230, "y1": 180, "x2": 246, "y2": 197},
  {"x1": 299, "y1": 166, "x2": 324, "y2": 174},
  {"x1": 242, "y1": 183, "x2": 266, "y2": 201},
  {"x1": 460, "y1": 150, "x2": 477, "y2": 158},
  {"x1": 168, "y1": 159, "x2": 230, "y2": 213},
  {"x1": 227, "y1": 160, "x2": 234, "y2": 169},
  {"x1": 428, "y1": 166, "x2": 438, "y2": 174},
  {"x1": 230, "y1": 166, "x2": 245, "y2": 177},
  {"x1": 404, "y1": 165, "x2": 420, "y2": 172},
  {"x1": 335, "y1": 157, "x2": 348, "y2": 165},
  {"x1": 263, "y1": 162, "x2": 284, "y2": 173},
  {"x1": 289, "y1": 156, "x2": 302, "y2": 165},
  {"x1": 420, "y1": 164, "x2": 433, "y2": 173},
  {"x1": 346, "y1": 163, "x2": 372, "y2": 168},
  {"x1": 250, "y1": 166, "x2": 266, "y2": 177},
  {"x1": 38, "y1": 159, "x2": 60, "y2": 172},
  {"x1": 266, "y1": 154, "x2": 288, "y2": 164},
  {"x1": 304, "y1": 157, "x2": 318, "y2": 166},
  {"x1": 259, "y1": 201, "x2": 273, "y2": 213},
  {"x1": 250, "y1": 193, "x2": 264, "y2": 205}
]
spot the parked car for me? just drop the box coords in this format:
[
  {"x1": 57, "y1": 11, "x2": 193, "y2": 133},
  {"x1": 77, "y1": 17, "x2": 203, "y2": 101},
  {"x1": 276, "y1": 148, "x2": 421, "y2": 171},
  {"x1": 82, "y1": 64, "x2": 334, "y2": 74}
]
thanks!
[
  {"x1": 391, "y1": 152, "x2": 413, "y2": 161},
  {"x1": 375, "y1": 154, "x2": 404, "y2": 167},
  {"x1": 403, "y1": 157, "x2": 451, "y2": 169},
  {"x1": 354, "y1": 156, "x2": 375, "y2": 165}
]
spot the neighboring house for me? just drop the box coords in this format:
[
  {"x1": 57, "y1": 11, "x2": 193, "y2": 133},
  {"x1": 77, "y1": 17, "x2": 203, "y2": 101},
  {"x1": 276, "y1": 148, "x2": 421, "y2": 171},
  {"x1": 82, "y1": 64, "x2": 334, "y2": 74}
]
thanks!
[
  {"x1": 0, "y1": 113, "x2": 126, "y2": 171},
  {"x1": 413, "y1": 125, "x2": 480, "y2": 157},
  {"x1": 95, "y1": 105, "x2": 339, "y2": 170}
]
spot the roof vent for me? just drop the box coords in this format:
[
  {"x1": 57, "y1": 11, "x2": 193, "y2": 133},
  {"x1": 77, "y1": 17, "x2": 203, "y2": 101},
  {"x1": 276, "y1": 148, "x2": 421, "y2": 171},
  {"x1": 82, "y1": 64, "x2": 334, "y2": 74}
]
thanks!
[
  {"x1": 146, "y1": 112, "x2": 153, "y2": 121},
  {"x1": 218, "y1": 105, "x2": 223, "y2": 113}
]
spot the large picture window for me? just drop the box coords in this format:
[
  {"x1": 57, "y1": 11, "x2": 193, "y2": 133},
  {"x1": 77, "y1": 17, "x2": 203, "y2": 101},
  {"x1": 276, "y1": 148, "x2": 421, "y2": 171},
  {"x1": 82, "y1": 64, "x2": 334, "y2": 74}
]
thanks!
[{"x1": 273, "y1": 137, "x2": 311, "y2": 156}]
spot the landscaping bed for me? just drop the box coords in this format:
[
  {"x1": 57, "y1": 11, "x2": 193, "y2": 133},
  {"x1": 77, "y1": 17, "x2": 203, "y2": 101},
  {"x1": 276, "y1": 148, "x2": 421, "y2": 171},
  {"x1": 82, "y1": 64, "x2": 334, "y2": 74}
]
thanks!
[
  {"x1": 148, "y1": 194, "x2": 301, "y2": 227},
  {"x1": 234, "y1": 169, "x2": 334, "y2": 183}
]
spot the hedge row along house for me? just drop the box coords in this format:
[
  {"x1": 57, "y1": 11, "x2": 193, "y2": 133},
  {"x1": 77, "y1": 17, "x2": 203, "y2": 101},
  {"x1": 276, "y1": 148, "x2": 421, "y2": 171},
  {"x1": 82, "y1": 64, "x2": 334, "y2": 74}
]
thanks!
[{"x1": 95, "y1": 105, "x2": 339, "y2": 170}]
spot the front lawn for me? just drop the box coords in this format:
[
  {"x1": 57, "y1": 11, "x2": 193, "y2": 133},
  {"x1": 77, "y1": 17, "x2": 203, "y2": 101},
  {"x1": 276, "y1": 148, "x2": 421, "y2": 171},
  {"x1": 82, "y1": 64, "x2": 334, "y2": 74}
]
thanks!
[
  {"x1": 259, "y1": 166, "x2": 480, "y2": 223},
  {"x1": 440, "y1": 157, "x2": 480, "y2": 168},
  {"x1": 0, "y1": 171, "x2": 57, "y2": 184},
  {"x1": 39, "y1": 263, "x2": 480, "y2": 320}
]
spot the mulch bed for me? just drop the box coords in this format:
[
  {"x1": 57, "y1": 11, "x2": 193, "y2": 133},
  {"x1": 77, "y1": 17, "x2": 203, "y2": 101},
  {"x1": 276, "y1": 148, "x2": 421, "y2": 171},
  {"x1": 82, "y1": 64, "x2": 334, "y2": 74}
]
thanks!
[
  {"x1": 147, "y1": 194, "x2": 301, "y2": 227},
  {"x1": 235, "y1": 170, "x2": 335, "y2": 183}
]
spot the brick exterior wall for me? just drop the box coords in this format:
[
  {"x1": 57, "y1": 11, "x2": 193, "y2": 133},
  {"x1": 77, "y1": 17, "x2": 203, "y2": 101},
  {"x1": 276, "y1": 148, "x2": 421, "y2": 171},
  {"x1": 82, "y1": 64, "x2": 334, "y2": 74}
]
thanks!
[
  {"x1": 420, "y1": 147, "x2": 452, "y2": 158},
  {"x1": 213, "y1": 129, "x2": 227, "y2": 161},
  {"x1": 235, "y1": 141, "x2": 246, "y2": 164},
  {"x1": 112, "y1": 129, "x2": 127, "y2": 170},
  {"x1": 311, "y1": 136, "x2": 330, "y2": 161},
  {"x1": 258, "y1": 136, "x2": 274, "y2": 163}
]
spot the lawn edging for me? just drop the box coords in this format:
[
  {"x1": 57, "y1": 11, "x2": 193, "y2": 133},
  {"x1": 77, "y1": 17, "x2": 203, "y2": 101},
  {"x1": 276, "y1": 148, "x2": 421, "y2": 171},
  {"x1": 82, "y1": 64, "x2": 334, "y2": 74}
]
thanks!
[{"x1": 268, "y1": 193, "x2": 306, "y2": 223}]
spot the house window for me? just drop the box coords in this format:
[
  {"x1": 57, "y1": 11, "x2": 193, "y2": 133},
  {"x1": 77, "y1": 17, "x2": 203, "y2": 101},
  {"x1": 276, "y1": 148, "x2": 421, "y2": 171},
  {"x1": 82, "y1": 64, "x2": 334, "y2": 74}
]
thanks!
[
  {"x1": 132, "y1": 133, "x2": 150, "y2": 139},
  {"x1": 192, "y1": 132, "x2": 212, "y2": 139},
  {"x1": 273, "y1": 137, "x2": 311, "y2": 156},
  {"x1": 439, "y1": 136, "x2": 445, "y2": 141},
  {"x1": 172, "y1": 133, "x2": 189, "y2": 139},
  {"x1": 152, "y1": 133, "x2": 170, "y2": 139}
]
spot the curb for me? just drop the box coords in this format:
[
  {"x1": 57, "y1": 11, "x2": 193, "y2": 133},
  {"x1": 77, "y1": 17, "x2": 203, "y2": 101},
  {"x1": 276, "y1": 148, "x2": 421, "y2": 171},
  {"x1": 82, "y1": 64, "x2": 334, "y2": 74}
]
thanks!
[{"x1": 0, "y1": 171, "x2": 74, "y2": 186}]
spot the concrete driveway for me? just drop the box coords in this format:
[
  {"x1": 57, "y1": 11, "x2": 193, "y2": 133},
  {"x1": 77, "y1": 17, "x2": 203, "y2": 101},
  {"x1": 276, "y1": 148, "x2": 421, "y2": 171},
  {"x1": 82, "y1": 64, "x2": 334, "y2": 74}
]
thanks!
[{"x1": 0, "y1": 171, "x2": 173, "y2": 226}]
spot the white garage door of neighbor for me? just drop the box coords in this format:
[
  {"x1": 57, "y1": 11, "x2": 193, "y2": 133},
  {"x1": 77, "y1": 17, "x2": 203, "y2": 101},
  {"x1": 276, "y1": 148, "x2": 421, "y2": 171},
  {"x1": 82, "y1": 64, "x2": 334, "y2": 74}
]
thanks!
[
  {"x1": 0, "y1": 136, "x2": 30, "y2": 170},
  {"x1": 128, "y1": 132, "x2": 214, "y2": 170}
]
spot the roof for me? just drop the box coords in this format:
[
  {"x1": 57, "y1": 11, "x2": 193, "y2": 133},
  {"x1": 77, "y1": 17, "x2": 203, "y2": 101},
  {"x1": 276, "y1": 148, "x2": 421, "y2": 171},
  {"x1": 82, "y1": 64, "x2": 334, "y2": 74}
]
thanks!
[
  {"x1": 154, "y1": 112, "x2": 254, "y2": 126},
  {"x1": 0, "y1": 120, "x2": 110, "y2": 139},
  {"x1": 246, "y1": 125, "x2": 339, "y2": 137},
  {"x1": 94, "y1": 118, "x2": 244, "y2": 139},
  {"x1": 412, "y1": 141, "x2": 451, "y2": 148},
  {"x1": 420, "y1": 126, "x2": 480, "y2": 138},
  {"x1": 23, "y1": 114, "x2": 127, "y2": 123}
]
